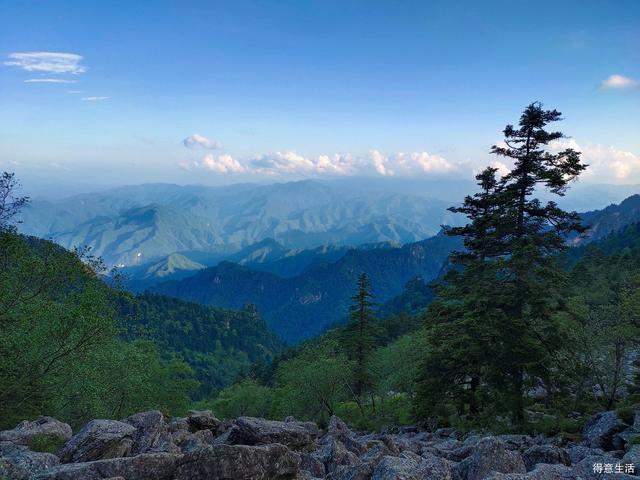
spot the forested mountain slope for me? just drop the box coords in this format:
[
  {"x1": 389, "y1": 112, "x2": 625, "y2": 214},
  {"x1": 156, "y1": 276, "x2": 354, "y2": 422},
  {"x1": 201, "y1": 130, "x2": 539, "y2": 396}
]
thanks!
[{"x1": 152, "y1": 233, "x2": 460, "y2": 342}]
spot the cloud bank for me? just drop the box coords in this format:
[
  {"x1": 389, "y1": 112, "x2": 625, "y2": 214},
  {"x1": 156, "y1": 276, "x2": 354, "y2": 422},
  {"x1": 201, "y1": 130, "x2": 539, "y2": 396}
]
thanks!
[
  {"x1": 4, "y1": 52, "x2": 87, "y2": 74},
  {"x1": 180, "y1": 142, "x2": 457, "y2": 178}
]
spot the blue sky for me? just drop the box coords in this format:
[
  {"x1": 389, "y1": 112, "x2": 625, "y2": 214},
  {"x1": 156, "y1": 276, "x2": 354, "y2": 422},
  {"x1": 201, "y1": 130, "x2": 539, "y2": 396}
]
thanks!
[{"x1": 1, "y1": 0, "x2": 639, "y2": 190}]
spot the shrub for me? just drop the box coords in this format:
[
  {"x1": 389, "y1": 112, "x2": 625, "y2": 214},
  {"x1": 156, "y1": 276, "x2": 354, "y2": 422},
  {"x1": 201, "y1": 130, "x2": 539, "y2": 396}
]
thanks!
[
  {"x1": 29, "y1": 433, "x2": 65, "y2": 454},
  {"x1": 616, "y1": 407, "x2": 635, "y2": 425}
]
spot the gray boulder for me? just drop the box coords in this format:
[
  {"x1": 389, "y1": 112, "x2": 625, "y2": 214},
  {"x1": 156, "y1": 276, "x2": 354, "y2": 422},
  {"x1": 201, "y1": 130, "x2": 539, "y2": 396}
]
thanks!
[
  {"x1": 371, "y1": 455, "x2": 421, "y2": 480},
  {"x1": 0, "y1": 441, "x2": 59, "y2": 480},
  {"x1": 228, "y1": 416, "x2": 318, "y2": 451},
  {"x1": 33, "y1": 452, "x2": 181, "y2": 480},
  {"x1": 457, "y1": 437, "x2": 527, "y2": 480},
  {"x1": 622, "y1": 445, "x2": 639, "y2": 476},
  {"x1": 522, "y1": 445, "x2": 570, "y2": 471},
  {"x1": 186, "y1": 410, "x2": 221, "y2": 433},
  {"x1": 582, "y1": 411, "x2": 627, "y2": 450},
  {"x1": 58, "y1": 419, "x2": 136, "y2": 463},
  {"x1": 125, "y1": 410, "x2": 167, "y2": 454},
  {"x1": 173, "y1": 443, "x2": 300, "y2": 479},
  {"x1": 370, "y1": 453, "x2": 453, "y2": 480},
  {"x1": 0, "y1": 416, "x2": 72, "y2": 448},
  {"x1": 484, "y1": 463, "x2": 577, "y2": 479},
  {"x1": 566, "y1": 445, "x2": 605, "y2": 464},
  {"x1": 316, "y1": 438, "x2": 360, "y2": 474}
]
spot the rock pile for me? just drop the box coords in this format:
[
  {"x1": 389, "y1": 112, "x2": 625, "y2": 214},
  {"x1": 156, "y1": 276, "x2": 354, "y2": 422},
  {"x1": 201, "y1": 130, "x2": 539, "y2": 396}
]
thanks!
[{"x1": 0, "y1": 408, "x2": 638, "y2": 479}]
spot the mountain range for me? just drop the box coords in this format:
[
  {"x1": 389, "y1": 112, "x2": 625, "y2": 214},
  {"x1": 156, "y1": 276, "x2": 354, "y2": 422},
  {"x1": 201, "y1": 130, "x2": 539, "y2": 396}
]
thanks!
[{"x1": 19, "y1": 180, "x2": 461, "y2": 267}]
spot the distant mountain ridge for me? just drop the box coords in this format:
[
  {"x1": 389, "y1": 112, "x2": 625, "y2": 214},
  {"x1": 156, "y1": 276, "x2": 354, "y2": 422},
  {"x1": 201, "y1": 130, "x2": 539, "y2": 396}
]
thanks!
[
  {"x1": 20, "y1": 180, "x2": 460, "y2": 267},
  {"x1": 152, "y1": 233, "x2": 461, "y2": 343}
]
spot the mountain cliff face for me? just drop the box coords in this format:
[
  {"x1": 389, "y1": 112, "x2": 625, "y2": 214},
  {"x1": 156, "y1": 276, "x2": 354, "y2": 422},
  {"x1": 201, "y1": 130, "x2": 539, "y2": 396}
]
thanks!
[
  {"x1": 19, "y1": 180, "x2": 459, "y2": 267},
  {"x1": 152, "y1": 233, "x2": 461, "y2": 343},
  {"x1": 577, "y1": 194, "x2": 640, "y2": 244}
]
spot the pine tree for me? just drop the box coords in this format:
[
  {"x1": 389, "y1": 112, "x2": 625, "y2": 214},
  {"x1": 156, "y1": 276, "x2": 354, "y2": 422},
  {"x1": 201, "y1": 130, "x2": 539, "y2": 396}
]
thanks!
[
  {"x1": 417, "y1": 103, "x2": 587, "y2": 425},
  {"x1": 490, "y1": 102, "x2": 586, "y2": 422},
  {"x1": 343, "y1": 272, "x2": 376, "y2": 408},
  {"x1": 417, "y1": 167, "x2": 504, "y2": 419}
]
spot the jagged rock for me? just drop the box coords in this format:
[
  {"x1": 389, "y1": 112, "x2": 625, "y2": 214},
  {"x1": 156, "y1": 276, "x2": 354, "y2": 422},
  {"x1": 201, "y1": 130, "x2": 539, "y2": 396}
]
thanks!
[
  {"x1": 566, "y1": 445, "x2": 605, "y2": 464},
  {"x1": 316, "y1": 438, "x2": 360, "y2": 474},
  {"x1": 328, "y1": 461, "x2": 374, "y2": 480},
  {"x1": 173, "y1": 443, "x2": 300, "y2": 479},
  {"x1": 574, "y1": 454, "x2": 638, "y2": 480},
  {"x1": 328, "y1": 416, "x2": 352, "y2": 442},
  {"x1": 178, "y1": 429, "x2": 215, "y2": 453},
  {"x1": 0, "y1": 416, "x2": 72, "y2": 448},
  {"x1": 622, "y1": 445, "x2": 640, "y2": 476},
  {"x1": 33, "y1": 452, "x2": 181, "y2": 480},
  {"x1": 300, "y1": 452, "x2": 326, "y2": 478},
  {"x1": 0, "y1": 441, "x2": 59, "y2": 480},
  {"x1": 125, "y1": 410, "x2": 167, "y2": 454},
  {"x1": 613, "y1": 428, "x2": 639, "y2": 451},
  {"x1": 582, "y1": 411, "x2": 627, "y2": 450},
  {"x1": 227, "y1": 416, "x2": 318, "y2": 451},
  {"x1": 522, "y1": 445, "x2": 571, "y2": 471},
  {"x1": 484, "y1": 463, "x2": 577, "y2": 479},
  {"x1": 371, "y1": 455, "x2": 421, "y2": 480},
  {"x1": 369, "y1": 453, "x2": 453, "y2": 480},
  {"x1": 497, "y1": 435, "x2": 533, "y2": 451},
  {"x1": 58, "y1": 420, "x2": 136, "y2": 463},
  {"x1": 186, "y1": 410, "x2": 221, "y2": 433},
  {"x1": 457, "y1": 437, "x2": 526, "y2": 480},
  {"x1": 416, "y1": 451, "x2": 455, "y2": 480},
  {"x1": 168, "y1": 417, "x2": 189, "y2": 433}
]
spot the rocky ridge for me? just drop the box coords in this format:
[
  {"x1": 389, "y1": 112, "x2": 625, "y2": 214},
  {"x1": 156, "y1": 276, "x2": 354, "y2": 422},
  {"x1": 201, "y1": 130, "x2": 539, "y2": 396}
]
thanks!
[{"x1": 0, "y1": 408, "x2": 638, "y2": 480}]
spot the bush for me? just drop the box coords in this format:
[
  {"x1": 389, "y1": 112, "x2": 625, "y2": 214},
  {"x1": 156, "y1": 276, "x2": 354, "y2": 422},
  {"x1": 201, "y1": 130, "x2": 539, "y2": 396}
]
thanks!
[
  {"x1": 616, "y1": 407, "x2": 635, "y2": 425},
  {"x1": 28, "y1": 433, "x2": 65, "y2": 454}
]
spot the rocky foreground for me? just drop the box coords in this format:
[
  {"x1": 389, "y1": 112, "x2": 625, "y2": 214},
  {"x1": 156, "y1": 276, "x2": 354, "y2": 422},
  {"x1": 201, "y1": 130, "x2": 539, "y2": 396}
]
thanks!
[{"x1": 0, "y1": 408, "x2": 638, "y2": 480}]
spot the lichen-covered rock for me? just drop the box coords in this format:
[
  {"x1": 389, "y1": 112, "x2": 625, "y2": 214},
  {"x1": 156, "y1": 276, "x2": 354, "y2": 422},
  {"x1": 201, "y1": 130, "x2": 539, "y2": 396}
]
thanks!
[
  {"x1": 369, "y1": 453, "x2": 453, "y2": 480},
  {"x1": 0, "y1": 416, "x2": 72, "y2": 448},
  {"x1": 186, "y1": 410, "x2": 221, "y2": 433},
  {"x1": 125, "y1": 410, "x2": 167, "y2": 454},
  {"x1": 484, "y1": 463, "x2": 577, "y2": 480},
  {"x1": 58, "y1": 420, "x2": 136, "y2": 463},
  {"x1": 316, "y1": 438, "x2": 360, "y2": 474},
  {"x1": 457, "y1": 437, "x2": 526, "y2": 480},
  {"x1": 33, "y1": 452, "x2": 181, "y2": 480},
  {"x1": 566, "y1": 445, "x2": 605, "y2": 464},
  {"x1": 0, "y1": 441, "x2": 59, "y2": 480},
  {"x1": 228, "y1": 416, "x2": 318, "y2": 451},
  {"x1": 622, "y1": 445, "x2": 640, "y2": 476},
  {"x1": 173, "y1": 443, "x2": 300, "y2": 479},
  {"x1": 582, "y1": 411, "x2": 627, "y2": 450},
  {"x1": 522, "y1": 445, "x2": 570, "y2": 471}
]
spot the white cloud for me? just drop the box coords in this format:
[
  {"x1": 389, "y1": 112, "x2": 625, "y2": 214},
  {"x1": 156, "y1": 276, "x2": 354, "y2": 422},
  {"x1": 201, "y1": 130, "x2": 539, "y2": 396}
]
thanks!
[
  {"x1": 4, "y1": 52, "x2": 86, "y2": 74},
  {"x1": 183, "y1": 134, "x2": 221, "y2": 150},
  {"x1": 251, "y1": 151, "x2": 315, "y2": 175},
  {"x1": 600, "y1": 74, "x2": 638, "y2": 90},
  {"x1": 180, "y1": 145, "x2": 460, "y2": 178},
  {"x1": 81, "y1": 96, "x2": 109, "y2": 101},
  {"x1": 201, "y1": 153, "x2": 246, "y2": 173},
  {"x1": 550, "y1": 139, "x2": 640, "y2": 183},
  {"x1": 24, "y1": 78, "x2": 78, "y2": 84}
]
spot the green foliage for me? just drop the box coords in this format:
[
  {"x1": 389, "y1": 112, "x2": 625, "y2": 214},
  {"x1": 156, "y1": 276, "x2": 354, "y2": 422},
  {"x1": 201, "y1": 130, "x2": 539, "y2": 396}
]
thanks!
[
  {"x1": 616, "y1": 407, "x2": 636, "y2": 425},
  {"x1": 207, "y1": 379, "x2": 274, "y2": 419},
  {"x1": 416, "y1": 103, "x2": 587, "y2": 425},
  {"x1": 119, "y1": 293, "x2": 283, "y2": 399},
  {"x1": 0, "y1": 231, "x2": 197, "y2": 429},
  {"x1": 630, "y1": 435, "x2": 640, "y2": 445},
  {"x1": 28, "y1": 433, "x2": 65, "y2": 454}
]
